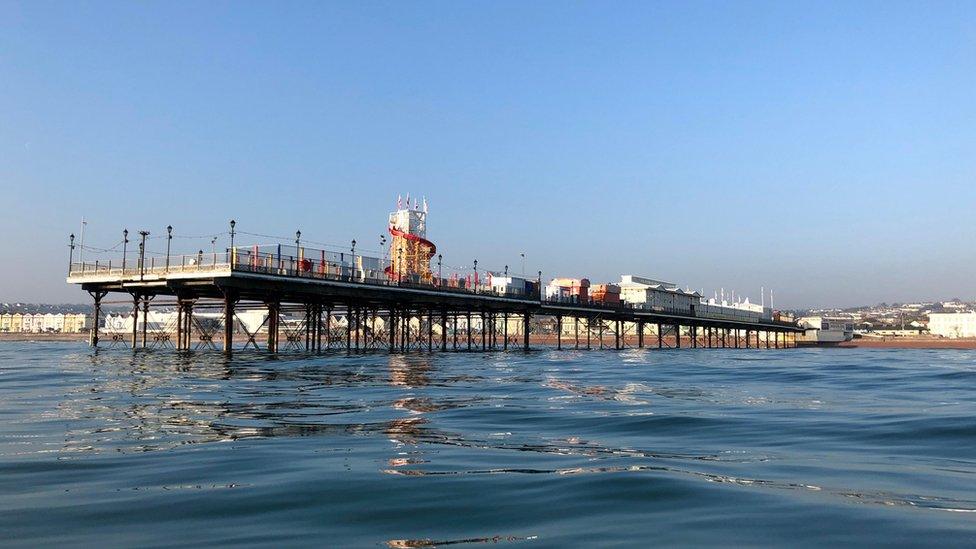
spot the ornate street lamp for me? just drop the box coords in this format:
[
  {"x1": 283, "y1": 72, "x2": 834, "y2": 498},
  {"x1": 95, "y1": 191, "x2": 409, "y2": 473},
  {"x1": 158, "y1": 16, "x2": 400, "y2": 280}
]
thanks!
[
  {"x1": 138, "y1": 230, "x2": 150, "y2": 277},
  {"x1": 473, "y1": 259, "x2": 478, "y2": 293},
  {"x1": 295, "y1": 230, "x2": 301, "y2": 250},
  {"x1": 165, "y1": 225, "x2": 173, "y2": 272},
  {"x1": 437, "y1": 253, "x2": 442, "y2": 284},
  {"x1": 122, "y1": 229, "x2": 129, "y2": 271},
  {"x1": 229, "y1": 219, "x2": 236, "y2": 249},
  {"x1": 68, "y1": 233, "x2": 75, "y2": 273}
]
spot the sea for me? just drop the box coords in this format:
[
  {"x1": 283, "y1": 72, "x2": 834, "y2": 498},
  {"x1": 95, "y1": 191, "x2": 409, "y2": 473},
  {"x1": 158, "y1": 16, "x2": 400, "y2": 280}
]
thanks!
[{"x1": 1, "y1": 342, "x2": 975, "y2": 547}]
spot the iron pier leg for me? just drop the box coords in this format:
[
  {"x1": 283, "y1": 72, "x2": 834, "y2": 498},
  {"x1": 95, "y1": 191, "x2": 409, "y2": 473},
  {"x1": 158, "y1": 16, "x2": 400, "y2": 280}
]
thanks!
[
  {"x1": 131, "y1": 293, "x2": 140, "y2": 350},
  {"x1": 675, "y1": 324, "x2": 680, "y2": 349},
  {"x1": 557, "y1": 316, "x2": 562, "y2": 350},
  {"x1": 467, "y1": 312, "x2": 472, "y2": 351},
  {"x1": 481, "y1": 311, "x2": 487, "y2": 351},
  {"x1": 638, "y1": 321, "x2": 644, "y2": 348},
  {"x1": 522, "y1": 312, "x2": 530, "y2": 351},
  {"x1": 586, "y1": 317, "x2": 591, "y2": 350},
  {"x1": 176, "y1": 300, "x2": 183, "y2": 351},
  {"x1": 141, "y1": 296, "x2": 151, "y2": 349},
  {"x1": 267, "y1": 302, "x2": 279, "y2": 353},
  {"x1": 88, "y1": 290, "x2": 105, "y2": 348},
  {"x1": 441, "y1": 309, "x2": 448, "y2": 351},
  {"x1": 222, "y1": 293, "x2": 234, "y2": 355},
  {"x1": 346, "y1": 304, "x2": 352, "y2": 352},
  {"x1": 389, "y1": 306, "x2": 396, "y2": 353},
  {"x1": 745, "y1": 330, "x2": 751, "y2": 349},
  {"x1": 575, "y1": 317, "x2": 580, "y2": 349},
  {"x1": 657, "y1": 323, "x2": 663, "y2": 349},
  {"x1": 615, "y1": 320, "x2": 620, "y2": 350},
  {"x1": 184, "y1": 301, "x2": 194, "y2": 351},
  {"x1": 355, "y1": 306, "x2": 361, "y2": 352},
  {"x1": 317, "y1": 305, "x2": 323, "y2": 353},
  {"x1": 453, "y1": 313, "x2": 458, "y2": 350}
]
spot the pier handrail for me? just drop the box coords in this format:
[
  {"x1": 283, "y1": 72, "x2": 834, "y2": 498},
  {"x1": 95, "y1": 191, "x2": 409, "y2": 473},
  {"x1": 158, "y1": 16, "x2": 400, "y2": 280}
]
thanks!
[{"x1": 68, "y1": 245, "x2": 799, "y2": 329}]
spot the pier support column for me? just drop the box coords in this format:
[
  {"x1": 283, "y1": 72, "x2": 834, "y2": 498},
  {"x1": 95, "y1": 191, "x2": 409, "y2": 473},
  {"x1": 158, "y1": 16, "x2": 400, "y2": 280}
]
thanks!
[
  {"x1": 316, "y1": 304, "x2": 323, "y2": 353},
  {"x1": 522, "y1": 312, "x2": 531, "y2": 351},
  {"x1": 692, "y1": 326, "x2": 698, "y2": 348},
  {"x1": 223, "y1": 292, "x2": 235, "y2": 355},
  {"x1": 88, "y1": 290, "x2": 106, "y2": 348},
  {"x1": 707, "y1": 327, "x2": 713, "y2": 348},
  {"x1": 614, "y1": 320, "x2": 621, "y2": 350},
  {"x1": 503, "y1": 312, "x2": 509, "y2": 351},
  {"x1": 267, "y1": 301, "x2": 279, "y2": 353},
  {"x1": 345, "y1": 304, "x2": 353, "y2": 352},
  {"x1": 675, "y1": 325, "x2": 681, "y2": 349},
  {"x1": 388, "y1": 306, "x2": 397, "y2": 353},
  {"x1": 745, "y1": 330, "x2": 751, "y2": 349},
  {"x1": 130, "y1": 293, "x2": 140, "y2": 350},
  {"x1": 722, "y1": 329, "x2": 727, "y2": 348},
  {"x1": 657, "y1": 323, "x2": 663, "y2": 349},
  {"x1": 637, "y1": 320, "x2": 644, "y2": 348},
  {"x1": 467, "y1": 312, "x2": 472, "y2": 351},
  {"x1": 441, "y1": 309, "x2": 448, "y2": 351},
  {"x1": 575, "y1": 317, "x2": 580, "y2": 349},
  {"x1": 556, "y1": 315, "x2": 562, "y2": 350},
  {"x1": 141, "y1": 296, "x2": 151, "y2": 349}
]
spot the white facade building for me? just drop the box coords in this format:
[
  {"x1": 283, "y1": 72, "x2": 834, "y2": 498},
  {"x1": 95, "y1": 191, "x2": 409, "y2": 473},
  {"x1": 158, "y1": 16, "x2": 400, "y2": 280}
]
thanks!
[
  {"x1": 618, "y1": 275, "x2": 699, "y2": 313},
  {"x1": 928, "y1": 312, "x2": 976, "y2": 338}
]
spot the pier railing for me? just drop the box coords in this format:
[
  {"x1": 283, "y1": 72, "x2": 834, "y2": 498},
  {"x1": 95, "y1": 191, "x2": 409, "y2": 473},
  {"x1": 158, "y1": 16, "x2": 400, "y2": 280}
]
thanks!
[{"x1": 68, "y1": 246, "x2": 799, "y2": 328}]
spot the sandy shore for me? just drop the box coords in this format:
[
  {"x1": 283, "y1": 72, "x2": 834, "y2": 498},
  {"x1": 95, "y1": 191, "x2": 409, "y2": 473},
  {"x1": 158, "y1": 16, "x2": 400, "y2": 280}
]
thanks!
[{"x1": 839, "y1": 338, "x2": 976, "y2": 349}]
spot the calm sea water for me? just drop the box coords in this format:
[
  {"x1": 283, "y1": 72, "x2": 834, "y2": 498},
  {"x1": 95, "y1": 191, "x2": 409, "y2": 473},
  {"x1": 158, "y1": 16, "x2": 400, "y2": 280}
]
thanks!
[{"x1": 1, "y1": 343, "x2": 975, "y2": 547}]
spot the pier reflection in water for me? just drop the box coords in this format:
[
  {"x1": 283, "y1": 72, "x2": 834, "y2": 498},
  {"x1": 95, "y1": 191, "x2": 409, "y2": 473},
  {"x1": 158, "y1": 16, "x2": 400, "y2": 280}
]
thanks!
[{"x1": 2, "y1": 343, "x2": 976, "y2": 546}]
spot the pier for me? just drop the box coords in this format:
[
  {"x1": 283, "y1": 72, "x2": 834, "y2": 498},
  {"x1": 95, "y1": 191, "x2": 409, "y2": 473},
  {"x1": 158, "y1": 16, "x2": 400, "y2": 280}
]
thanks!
[{"x1": 67, "y1": 241, "x2": 804, "y2": 354}]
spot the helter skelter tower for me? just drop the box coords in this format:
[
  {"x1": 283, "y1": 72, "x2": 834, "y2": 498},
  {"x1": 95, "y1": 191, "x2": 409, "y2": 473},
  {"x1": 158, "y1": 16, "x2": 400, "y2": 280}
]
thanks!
[{"x1": 387, "y1": 195, "x2": 437, "y2": 282}]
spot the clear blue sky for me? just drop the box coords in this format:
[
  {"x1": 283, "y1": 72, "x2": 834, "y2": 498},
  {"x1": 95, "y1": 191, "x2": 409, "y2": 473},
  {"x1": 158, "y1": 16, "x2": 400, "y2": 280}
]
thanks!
[{"x1": 2, "y1": 1, "x2": 974, "y2": 308}]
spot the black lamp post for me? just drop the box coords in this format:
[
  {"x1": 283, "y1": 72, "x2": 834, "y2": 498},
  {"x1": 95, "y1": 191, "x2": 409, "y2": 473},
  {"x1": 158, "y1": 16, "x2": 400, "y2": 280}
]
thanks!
[
  {"x1": 229, "y1": 219, "x2": 236, "y2": 249},
  {"x1": 165, "y1": 225, "x2": 173, "y2": 272},
  {"x1": 504, "y1": 265, "x2": 508, "y2": 276},
  {"x1": 380, "y1": 235, "x2": 387, "y2": 272},
  {"x1": 437, "y1": 253, "x2": 442, "y2": 284},
  {"x1": 68, "y1": 234, "x2": 75, "y2": 273},
  {"x1": 122, "y1": 229, "x2": 129, "y2": 271},
  {"x1": 138, "y1": 230, "x2": 150, "y2": 277},
  {"x1": 473, "y1": 259, "x2": 478, "y2": 292},
  {"x1": 350, "y1": 239, "x2": 357, "y2": 280},
  {"x1": 295, "y1": 230, "x2": 301, "y2": 250},
  {"x1": 538, "y1": 270, "x2": 543, "y2": 300}
]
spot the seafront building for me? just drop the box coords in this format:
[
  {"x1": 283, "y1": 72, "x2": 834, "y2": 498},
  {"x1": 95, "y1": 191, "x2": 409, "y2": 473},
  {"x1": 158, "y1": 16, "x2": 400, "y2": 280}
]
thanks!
[
  {"x1": 0, "y1": 312, "x2": 88, "y2": 333},
  {"x1": 927, "y1": 312, "x2": 976, "y2": 338}
]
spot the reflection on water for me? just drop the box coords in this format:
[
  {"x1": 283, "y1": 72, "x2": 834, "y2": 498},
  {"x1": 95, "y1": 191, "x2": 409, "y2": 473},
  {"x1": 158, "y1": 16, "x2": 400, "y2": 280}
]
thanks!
[{"x1": 3, "y1": 344, "x2": 976, "y2": 545}]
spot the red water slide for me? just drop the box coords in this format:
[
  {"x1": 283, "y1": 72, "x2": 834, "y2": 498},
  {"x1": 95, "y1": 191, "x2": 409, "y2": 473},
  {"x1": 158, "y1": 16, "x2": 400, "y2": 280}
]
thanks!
[{"x1": 387, "y1": 224, "x2": 437, "y2": 254}]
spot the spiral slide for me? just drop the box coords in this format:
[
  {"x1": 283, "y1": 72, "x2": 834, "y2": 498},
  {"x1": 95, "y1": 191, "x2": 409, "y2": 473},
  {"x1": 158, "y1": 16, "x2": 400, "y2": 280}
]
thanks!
[
  {"x1": 385, "y1": 224, "x2": 437, "y2": 278},
  {"x1": 387, "y1": 225, "x2": 437, "y2": 254}
]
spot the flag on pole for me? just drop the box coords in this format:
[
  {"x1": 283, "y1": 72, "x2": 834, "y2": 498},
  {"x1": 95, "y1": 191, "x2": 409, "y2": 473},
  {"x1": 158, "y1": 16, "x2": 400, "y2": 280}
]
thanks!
[
  {"x1": 397, "y1": 194, "x2": 402, "y2": 209},
  {"x1": 422, "y1": 196, "x2": 428, "y2": 213}
]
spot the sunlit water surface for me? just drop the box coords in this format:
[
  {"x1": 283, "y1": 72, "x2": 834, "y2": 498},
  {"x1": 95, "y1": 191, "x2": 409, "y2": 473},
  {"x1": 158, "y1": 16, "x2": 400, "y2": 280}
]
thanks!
[{"x1": 2, "y1": 343, "x2": 975, "y2": 547}]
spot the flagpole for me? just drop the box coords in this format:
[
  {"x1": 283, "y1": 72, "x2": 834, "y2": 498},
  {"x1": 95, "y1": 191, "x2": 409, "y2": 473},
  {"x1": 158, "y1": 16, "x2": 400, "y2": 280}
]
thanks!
[{"x1": 79, "y1": 217, "x2": 86, "y2": 265}]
